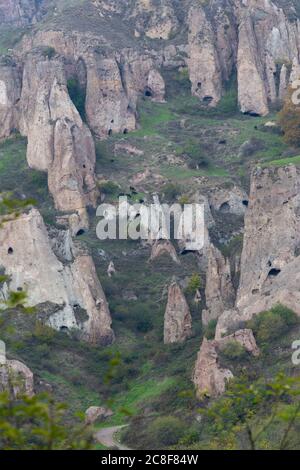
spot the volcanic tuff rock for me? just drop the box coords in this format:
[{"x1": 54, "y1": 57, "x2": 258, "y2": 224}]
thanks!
[
  {"x1": 19, "y1": 53, "x2": 98, "y2": 217},
  {"x1": 85, "y1": 406, "x2": 113, "y2": 425},
  {"x1": 164, "y1": 281, "x2": 192, "y2": 344},
  {"x1": 0, "y1": 0, "x2": 41, "y2": 26},
  {"x1": 0, "y1": 209, "x2": 114, "y2": 345},
  {"x1": 193, "y1": 338, "x2": 233, "y2": 398},
  {"x1": 193, "y1": 329, "x2": 259, "y2": 397},
  {"x1": 0, "y1": 359, "x2": 34, "y2": 398},
  {"x1": 202, "y1": 243, "x2": 235, "y2": 326},
  {"x1": 0, "y1": 58, "x2": 21, "y2": 140}
]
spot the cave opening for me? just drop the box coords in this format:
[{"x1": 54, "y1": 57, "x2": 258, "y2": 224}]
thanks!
[
  {"x1": 76, "y1": 229, "x2": 85, "y2": 236},
  {"x1": 203, "y1": 96, "x2": 213, "y2": 104},
  {"x1": 242, "y1": 200, "x2": 249, "y2": 207},
  {"x1": 268, "y1": 268, "x2": 281, "y2": 277},
  {"x1": 7, "y1": 247, "x2": 13, "y2": 255},
  {"x1": 108, "y1": 129, "x2": 113, "y2": 136},
  {"x1": 144, "y1": 88, "x2": 152, "y2": 97}
]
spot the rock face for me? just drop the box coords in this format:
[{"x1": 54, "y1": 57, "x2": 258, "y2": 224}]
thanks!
[
  {"x1": 186, "y1": 0, "x2": 300, "y2": 114},
  {"x1": 0, "y1": 209, "x2": 114, "y2": 345},
  {"x1": 19, "y1": 53, "x2": 98, "y2": 216},
  {"x1": 202, "y1": 243, "x2": 235, "y2": 326},
  {"x1": 0, "y1": 0, "x2": 40, "y2": 26},
  {"x1": 150, "y1": 240, "x2": 179, "y2": 264},
  {"x1": 209, "y1": 186, "x2": 249, "y2": 216},
  {"x1": 0, "y1": 359, "x2": 34, "y2": 398},
  {"x1": 193, "y1": 338, "x2": 233, "y2": 398},
  {"x1": 193, "y1": 329, "x2": 259, "y2": 397},
  {"x1": 164, "y1": 281, "x2": 192, "y2": 344},
  {"x1": 214, "y1": 164, "x2": 300, "y2": 339},
  {"x1": 85, "y1": 406, "x2": 113, "y2": 425},
  {"x1": 237, "y1": 165, "x2": 300, "y2": 319},
  {"x1": 0, "y1": 58, "x2": 21, "y2": 140}
]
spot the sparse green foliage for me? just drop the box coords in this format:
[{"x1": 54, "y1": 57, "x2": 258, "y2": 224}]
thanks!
[
  {"x1": 147, "y1": 416, "x2": 187, "y2": 448},
  {"x1": 0, "y1": 392, "x2": 92, "y2": 450},
  {"x1": 248, "y1": 304, "x2": 298, "y2": 344},
  {"x1": 220, "y1": 340, "x2": 247, "y2": 361},
  {"x1": 67, "y1": 78, "x2": 86, "y2": 121},
  {"x1": 186, "y1": 273, "x2": 202, "y2": 295},
  {"x1": 278, "y1": 87, "x2": 300, "y2": 147},
  {"x1": 204, "y1": 319, "x2": 218, "y2": 340}
]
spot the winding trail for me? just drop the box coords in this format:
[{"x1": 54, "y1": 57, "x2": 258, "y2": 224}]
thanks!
[{"x1": 95, "y1": 425, "x2": 131, "y2": 450}]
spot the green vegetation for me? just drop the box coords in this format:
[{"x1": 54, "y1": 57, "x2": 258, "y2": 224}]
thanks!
[
  {"x1": 247, "y1": 304, "x2": 299, "y2": 345},
  {"x1": 67, "y1": 78, "x2": 86, "y2": 121},
  {"x1": 219, "y1": 341, "x2": 248, "y2": 361}
]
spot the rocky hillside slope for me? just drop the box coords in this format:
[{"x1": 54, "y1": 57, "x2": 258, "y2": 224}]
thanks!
[{"x1": 1, "y1": 0, "x2": 300, "y2": 450}]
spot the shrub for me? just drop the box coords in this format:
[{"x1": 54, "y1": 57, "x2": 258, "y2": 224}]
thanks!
[
  {"x1": 147, "y1": 416, "x2": 187, "y2": 447},
  {"x1": 220, "y1": 340, "x2": 247, "y2": 361},
  {"x1": 98, "y1": 180, "x2": 119, "y2": 196},
  {"x1": 248, "y1": 304, "x2": 298, "y2": 344},
  {"x1": 186, "y1": 273, "x2": 202, "y2": 295}
]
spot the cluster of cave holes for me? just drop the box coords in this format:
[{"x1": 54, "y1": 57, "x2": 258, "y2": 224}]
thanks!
[{"x1": 267, "y1": 260, "x2": 281, "y2": 277}]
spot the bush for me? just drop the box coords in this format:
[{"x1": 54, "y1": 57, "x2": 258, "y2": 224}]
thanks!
[
  {"x1": 186, "y1": 273, "x2": 202, "y2": 295},
  {"x1": 204, "y1": 319, "x2": 218, "y2": 340},
  {"x1": 220, "y1": 340, "x2": 247, "y2": 361},
  {"x1": 278, "y1": 86, "x2": 300, "y2": 147},
  {"x1": 67, "y1": 78, "x2": 86, "y2": 121},
  {"x1": 98, "y1": 180, "x2": 119, "y2": 195},
  {"x1": 248, "y1": 304, "x2": 298, "y2": 344},
  {"x1": 147, "y1": 416, "x2": 187, "y2": 447}
]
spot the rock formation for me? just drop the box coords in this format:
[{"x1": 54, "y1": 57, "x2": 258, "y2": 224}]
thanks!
[
  {"x1": 193, "y1": 338, "x2": 233, "y2": 398},
  {"x1": 150, "y1": 240, "x2": 179, "y2": 264},
  {"x1": 0, "y1": 359, "x2": 34, "y2": 398},
  {"x1": 85, "y1": 406, "x2": 113, "y2": 425},
  {"x1": 214, "y1": 164, "x2": 300, "y2": 339},
  {"x1": 193, "y1": 329, "x2": 259, "y2": 397},
  {"x1": 202, "y1": 243, "x2": 235, "y2": 325},
  {"x1": 0, "y1": 57, "x2": 21, "y2": 140},
  {"x1": 0, "y1": 208, "x2": 114, "y2": 345},
  {"x1": 0, "y1": 0, "x2": 40, "y2": 26},
  {"x1": 164, "y1": 281, "x2": 192, "y2": 344},
  {"x1": 209, "y1": 186, "x2": 249, "y2": 216}
]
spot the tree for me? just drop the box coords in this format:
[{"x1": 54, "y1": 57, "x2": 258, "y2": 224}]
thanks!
[
  {"x1": 278, "y1": 87, "x2": 300, "y2": 147},
  {"x1": 0, "y1": 392, "x2": 93, "y2": 450}
]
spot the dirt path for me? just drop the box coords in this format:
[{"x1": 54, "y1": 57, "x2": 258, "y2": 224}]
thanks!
[{"x1": 95, "y1": 425, "x2": 131, "y2": 450}]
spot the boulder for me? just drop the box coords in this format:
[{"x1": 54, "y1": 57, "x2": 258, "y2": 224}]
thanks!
[
  {"x1": 0, "y1": 359, "x2": 34, "y2": 398},
  {"x1": 85, "y1": 406, "x2": 113, "y2": 425}
]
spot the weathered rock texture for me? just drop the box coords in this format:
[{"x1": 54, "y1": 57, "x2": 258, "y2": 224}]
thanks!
[
  {"x1": 0, "y1": 0, "x2": 41, "y2": 26},
  {"x1": 164, "y1": 281, "x2": 192, "y2": 344},
  {"x1": 0, "y1": 58, "x2": 21, "y2": 140},
  {"x1": 209, "y1": 186, "x2": 249, "y2": 216},
  {"x1": 193, "y1": 329, "x2": 259, "y2": 397},
  {"x1": 215, "y1": 164, "x2": 300, "y2": 339},
  {"x1": 0, "y1": 359, "x2": 34, "y2": 398},
  {"x1": 0, "y1": 209, "x2": 114, "y2": 345},
  {"x1": 85, "y1": 406, "x2": 113, "y2": 425},
  {"x1": 19, "y1": 53, "x2": 98, "y2": 217},
  {"x1": 202, "y1": 243, "x2": 235, "y2": 325},
  {"x1": 187, "y1": 0, "x2": 300, "y2": 114},
  {"x1": 193, "y1": 338, "x2": 233, "y2": 398},
  {"x1": 150, "y1": 240, "x2": 179, "y2": 264}
]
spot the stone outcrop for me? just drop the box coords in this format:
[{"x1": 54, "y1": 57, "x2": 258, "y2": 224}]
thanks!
[
  {"x1": 19, "y1": 53, "x2": 98, "y2": 218},
  {"x1": 150, "y1": 240, "x2": 179, "y2": 264},
  {"x1": 209, "y1": 186, "x2": 249, "y2": 216},
  {"x1": 193, "y1": 328, "x2": 259, "y2": 397},
  {"x1": 164, "y1": 281, "x2": 192, "y2": 344},
  {"x1": 0, "y1": 209, "x2": 114, "y2": 345},
  {"x1": 215, "y1": 164, "x2": 300, "y2": 339},
  {"x1": 237, "y1": 165, "x2": 300, "y2": 320},
  {"x1": 0, "y1": 359, "x2": 34, "y2": 398},
  {"x1": 85, "y1": 406, "x2": 113, "y2": 425},
  {"x1": 0, "y1": 0, "x2": 40, "y2": 26},
  {"x1": 193, "y1": 338, "x2": 233, "y2": 398},
  {"x1": 0, "y1": 58, "x2": 21, "y2": 140},
  {"x1": 202, "y1": 243, "x2": 235, "y2": 326},
  {"x1": 186, "y1": 0, "x2": 300, "y2": 114}
]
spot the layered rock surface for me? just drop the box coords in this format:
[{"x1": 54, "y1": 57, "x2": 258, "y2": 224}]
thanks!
[
  {"x1": 164, "y1": 281, "x2": 192, "y2": 344},
  {"x1": 0, "y1": 209, "x2": 114, "y2": 345}
]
